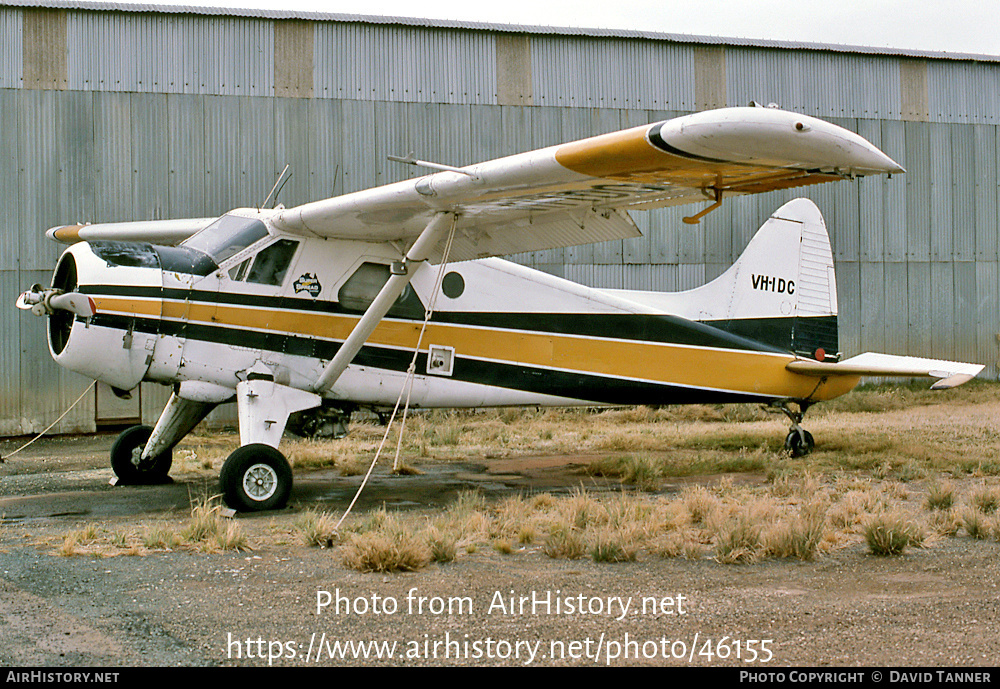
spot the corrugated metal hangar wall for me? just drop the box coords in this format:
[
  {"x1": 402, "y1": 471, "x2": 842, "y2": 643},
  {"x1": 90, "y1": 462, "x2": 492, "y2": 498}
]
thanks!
[{"x1": 2, "y1": 3, "x2": 999, "y2": 436}]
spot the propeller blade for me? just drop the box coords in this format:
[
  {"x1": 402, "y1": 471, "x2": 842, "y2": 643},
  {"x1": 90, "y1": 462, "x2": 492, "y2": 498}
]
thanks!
[
  {"x1": 48, "y1": 292, "x2": 97, "y2": 318},
  {"x1": 15, "y1": 287, "x2": 96, "y2": 317}
]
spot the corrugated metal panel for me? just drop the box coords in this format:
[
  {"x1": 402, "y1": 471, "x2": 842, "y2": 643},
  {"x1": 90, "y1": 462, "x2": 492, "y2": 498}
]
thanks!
[
  {"x1": 17, "y1": 269, "x2": 96, "y2": 435},
  {"x1": 884, "y1": 262, "x2": 909, "y2": 355},
  {"x1": 951, "y1": 124, "x2": 976, "y2": 261},
  {"x1": 532, "y1": 36, "x2": 694, "y2": 110},
  {"x1": 857, "y1": 119, "x2": 883, "y2": 261},
  {"x1": 954, "y1": 261, "x2": 977, "y2": 364},
  {"x1": 836, "y1": 261, "x2": 861, "y2": 356},
  {"x1": 0, "y1": 271, "x2": 23, "y2": 436},
  {"x1": 928, "y1": 60, "x2": 1000, "y2": 125},
  {"x1": 305, "y1": 97, "x2": 343, "y2": 202},
  {"x1": 67, "y1": 11, "x2": 273, "y2": 95},
  {"x1": 726, "y1": 48, "x2": 901, "y2": 119},
  {"x1": 0, "y1": 91, "x2": 20, "y2": 271},
  {"x1": 239, "y1": 95, "x2": 276, "y2": 205},
  {"x1": 0, "y1": 7, "x2": 23, "y2": 88},
  {"x1": 7, "y1": 0, "x2": 1000, "y2": 66},
  {"x1": 904, "y1": 120, "x2": 932, "y2": 260},
  {"x1": 132, "y1": 92, "x2": 170, "y2": 219},
  {"x1": 166, "y1": 93, "x2": 208, "y2": 217},
  {"x1": 93, "y1": 91, "x2": 132, "y2": 222},
  {"x1": 881, "y1": 120, "x2": 908, "y2": 262},
  {"x1": 975, "y1": 262, "x2": 999, "y2": 379},
  {"x1": 314, "y1": 23, "x2": 496, "y2": 104},
  {"x1": 929, "y1": 261, "x2": 955, "y2": 359},
  {"x1": 974, "y1": 125, "x2": 998, "y2": 261},
  {"x1": 906, "y1": 261, "x2": 933, "y2": 358},
  {"x1": 18, "y1": 89, "x2": 94, "y2": 271},
  {"x1": 340, "y1": 98, "x2": 376, "y2": 194},
  {"x1": 273, "y1": 96, "x2": 313, "y2": 209},
  {"x1": 859, "y1": 262, "x2": 885, "y2": 353},
  {"x1": 929, "y1": 123, "x2": 953, "y2": 261}
]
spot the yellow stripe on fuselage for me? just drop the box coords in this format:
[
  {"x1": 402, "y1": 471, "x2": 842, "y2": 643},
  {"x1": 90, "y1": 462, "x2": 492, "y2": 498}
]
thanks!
[{"x1": 94, "y1": 295, "x2": 858, "y2": 401}]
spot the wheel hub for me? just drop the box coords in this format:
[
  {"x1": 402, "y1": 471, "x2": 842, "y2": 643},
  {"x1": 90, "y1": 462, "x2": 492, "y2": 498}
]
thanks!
[{"x1": 243, "y1": 463, "x2": 278, "y2": 501}]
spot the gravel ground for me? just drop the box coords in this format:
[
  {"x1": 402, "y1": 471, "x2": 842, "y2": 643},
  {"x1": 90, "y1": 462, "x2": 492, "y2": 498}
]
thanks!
[{"x1": 1, "y1": 432, "x2": 999, "y2": 668}]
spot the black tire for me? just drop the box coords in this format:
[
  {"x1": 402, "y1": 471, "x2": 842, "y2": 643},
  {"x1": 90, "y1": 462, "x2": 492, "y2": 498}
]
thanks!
[
  {"x1": 784, "y1": 429, "x2": 815, "y2": 458},
  {"x1": 219, "y1": 444, "x2": 292, "y2": 512},
  {"x1": 110, "y1": 425, "x2": 173, "y2": 484}
]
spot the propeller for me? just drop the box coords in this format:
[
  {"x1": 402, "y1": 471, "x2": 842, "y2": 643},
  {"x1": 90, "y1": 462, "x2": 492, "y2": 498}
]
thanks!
[{"x1": 16, "y1": 285, "x2": 97, "y2": 318}]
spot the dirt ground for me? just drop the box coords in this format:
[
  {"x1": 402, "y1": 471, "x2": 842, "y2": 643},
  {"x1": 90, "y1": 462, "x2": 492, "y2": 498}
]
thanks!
[{"x1": 1, "y1": 418, "x2": 999, "y2": 669}]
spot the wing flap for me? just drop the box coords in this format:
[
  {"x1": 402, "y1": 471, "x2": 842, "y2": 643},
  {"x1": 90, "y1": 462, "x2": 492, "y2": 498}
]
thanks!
[{"x1": 438, "y1": 208, "x2": 641, "y2": 263}]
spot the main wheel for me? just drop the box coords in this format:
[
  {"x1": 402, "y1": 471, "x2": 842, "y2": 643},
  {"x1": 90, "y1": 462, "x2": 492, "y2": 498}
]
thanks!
[
  {"x1": 219, "y1": 444, "x2": 292, "y2": 512},
  {"x1": 784, "y1": 429, "x2": 815, "y2": 458},
  {"x1": 110, "y1": 425, "x2": 173, "y2": 484}
]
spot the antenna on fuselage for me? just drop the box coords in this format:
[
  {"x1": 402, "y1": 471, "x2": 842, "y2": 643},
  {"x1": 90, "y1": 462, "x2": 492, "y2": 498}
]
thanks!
[{"x1": 262, "y1": 164, "x2": 291, "y2": 209}]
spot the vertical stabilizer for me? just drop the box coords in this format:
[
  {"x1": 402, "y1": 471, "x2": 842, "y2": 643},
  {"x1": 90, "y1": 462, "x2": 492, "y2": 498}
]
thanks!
[{"x1": 606, "y1": 198, "x2": 840, "y2": 359}]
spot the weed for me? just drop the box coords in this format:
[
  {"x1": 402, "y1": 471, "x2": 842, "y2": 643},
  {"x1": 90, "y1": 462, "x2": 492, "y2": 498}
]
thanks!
[
  {"x1": 143, "y1": 525, "x2": 179, "y2": 550},
  {"x1": 588, "y1": 528, "x2": 638, "y2": 563},
  {"x1": 295, "y1": 509, "x2": 339, "y2": 548},
  {"x1": 925, "y1": 481, "x2": 956, "y2": 511},
  {"x1": 425, "y1": 527, "x2": 457, "y2": 563},
  {"x1": 342, "y1": 531, "x2": 431, "y2": 573},
  {"x1": 543, "y1": 524, "x2": 586, "y2": 559},
  {"x1": 969, "y1": 483, "x2": 1000, "y2": 514},
  {"x1": 864, "y1": 511, "x2": 923, "y2": 555},
  {"x1": 713, "y1": 511, "x2": 765, "y2": 564}
]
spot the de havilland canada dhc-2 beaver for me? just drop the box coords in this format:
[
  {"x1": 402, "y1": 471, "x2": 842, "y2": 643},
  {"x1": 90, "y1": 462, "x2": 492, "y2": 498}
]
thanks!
[{"x1": 17, "y1": 106, "x2": 984, "y2": 512}]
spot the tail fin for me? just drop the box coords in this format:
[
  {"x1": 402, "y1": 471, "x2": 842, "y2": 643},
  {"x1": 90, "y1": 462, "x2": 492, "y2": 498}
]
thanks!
[
  {"x1": 610, "y1": 198, "x2": 839, "y2": 359},
  {"x1": 703, "y1": 197, "x2": 839, "y2": 360}
]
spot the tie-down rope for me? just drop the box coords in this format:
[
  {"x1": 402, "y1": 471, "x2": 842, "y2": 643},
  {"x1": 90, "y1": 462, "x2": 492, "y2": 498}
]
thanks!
[{"x1": 335, "y1": 216, "x2": 458, "y2": 530}]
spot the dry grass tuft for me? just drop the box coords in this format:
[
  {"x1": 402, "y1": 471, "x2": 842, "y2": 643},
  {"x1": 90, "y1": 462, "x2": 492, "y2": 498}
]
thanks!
[
  {"x1": 925, "y1": 480, "x2": 956, "y2": 511},
  {"x1": 342, "y1": 531, "x2": 431, "y2": 573},
  {"x1": 294, "y1": 509, "x2": 340, "y2": 548},
  {"x1": 864, "y1": 510, "x2": 924, "y2": 555}
]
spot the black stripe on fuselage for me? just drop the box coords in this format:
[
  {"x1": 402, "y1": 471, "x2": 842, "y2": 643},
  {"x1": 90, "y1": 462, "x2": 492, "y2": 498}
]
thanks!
[
  {"x1": 84, "y1": 311, "x2": 779, "y2": 406},
  {"x1": 80, "y1": 284, "x2": 796, "y2": 354}
]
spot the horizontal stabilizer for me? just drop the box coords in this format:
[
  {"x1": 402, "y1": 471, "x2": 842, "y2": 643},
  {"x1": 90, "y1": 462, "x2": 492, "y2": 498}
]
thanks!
[{"x1": 787, "y1": 352, "x2": 984, "y2": 387}]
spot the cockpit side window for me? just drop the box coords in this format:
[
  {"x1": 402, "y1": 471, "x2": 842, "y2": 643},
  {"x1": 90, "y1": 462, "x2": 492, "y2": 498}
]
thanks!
[
  {"x1": 338, "y1": 262, "x2": 425, "y2": 319},
  {"x1": 181, "y1": 214, "x2": 269, "y2": 264},
  {"x1": 246, "y1": 239, "x2": 299, "y2": 286}
]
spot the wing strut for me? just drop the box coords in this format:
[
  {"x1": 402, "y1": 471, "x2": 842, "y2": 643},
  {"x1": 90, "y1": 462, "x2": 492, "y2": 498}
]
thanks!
[{"x1": 312, "y1": 211, "x2": 457, "y2": 394}]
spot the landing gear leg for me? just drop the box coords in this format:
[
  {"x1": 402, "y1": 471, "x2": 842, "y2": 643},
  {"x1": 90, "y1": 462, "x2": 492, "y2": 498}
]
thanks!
[
  {"x1": 218, "y1": 373, "x2": 321, "y2": 512},
  {"x1": 774, "y1": 400, "x2": 815, "y2": 458}
]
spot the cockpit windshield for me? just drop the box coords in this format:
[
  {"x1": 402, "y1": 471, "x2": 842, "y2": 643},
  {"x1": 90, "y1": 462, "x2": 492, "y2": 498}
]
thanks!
[{"x1": 182, "y1": 214, "x2": 269, "y2": 263}]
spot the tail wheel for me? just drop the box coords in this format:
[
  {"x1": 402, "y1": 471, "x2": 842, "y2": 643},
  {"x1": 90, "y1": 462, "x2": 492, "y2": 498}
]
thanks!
[
  {"x1": 784, "y1": 429, "x2": 815, "y2": 458},
  {"x1": 219, "y1": 444, "x2": 292, "y2": 512},
  {"x1": 110, "y1": 425, "x2": 173, "y2": 484}
]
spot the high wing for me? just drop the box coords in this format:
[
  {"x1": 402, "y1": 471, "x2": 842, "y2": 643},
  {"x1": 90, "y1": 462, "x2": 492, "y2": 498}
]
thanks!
[
  {"x1": 46, "y1": 107, "x2": 903, "y2": 261},
  {"x1": 272, "y1": 106, "x2": 903, "y2": 263}
]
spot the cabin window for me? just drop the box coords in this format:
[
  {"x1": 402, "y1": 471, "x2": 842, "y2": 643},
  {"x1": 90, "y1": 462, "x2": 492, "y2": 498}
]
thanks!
[
  {"x1": 338, "y1": 262, "x2": 425, "y2": 318},
  {"x1": 246, "y1": 239, "x2": 299, "y2": 286},
  {"x1": 228, "y1": 258, "x2": 251, "y2": 281},
  {"x1": 182, "y1": 214, "x2": 269, "y2": 264}
]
